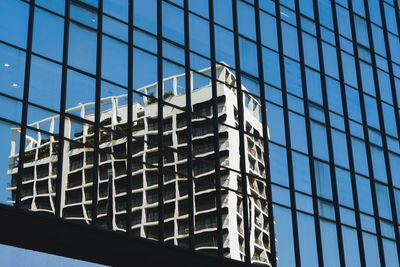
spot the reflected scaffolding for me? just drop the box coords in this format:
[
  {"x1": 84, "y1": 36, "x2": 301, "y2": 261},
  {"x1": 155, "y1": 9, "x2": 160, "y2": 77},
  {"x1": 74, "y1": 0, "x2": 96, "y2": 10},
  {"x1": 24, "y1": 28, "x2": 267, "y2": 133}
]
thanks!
[{"x1": 6, "y1": 65, "x2": 270, "y2": 266}]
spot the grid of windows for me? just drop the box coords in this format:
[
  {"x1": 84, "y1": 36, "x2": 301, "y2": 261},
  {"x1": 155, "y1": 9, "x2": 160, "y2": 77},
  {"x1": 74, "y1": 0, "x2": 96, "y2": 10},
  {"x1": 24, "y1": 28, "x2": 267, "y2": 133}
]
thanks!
[{"x1": 1, "y1": 0, "x2": 400, "y2": 266}]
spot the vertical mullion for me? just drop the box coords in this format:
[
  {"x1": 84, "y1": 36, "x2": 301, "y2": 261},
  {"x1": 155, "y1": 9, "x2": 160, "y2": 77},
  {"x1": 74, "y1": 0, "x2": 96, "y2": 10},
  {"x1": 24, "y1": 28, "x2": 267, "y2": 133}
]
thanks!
[
  {"x1": 274, "y1": 3, "x2": 301, "y2": 266},
  {"x1": 183, "y1": 0, "x2": 195, "y2": 250},
  {"x1": 253, "y1": 1, "x2": 276, "y2": 266},
  {"x1": 295, "y1": 1, "x2": 344, "y2": 266},
  {"x1": 308, "y1": 0, "x2": 346, "y2": 266},
  {"x1": 394, "y1": 0, "x2": 400, "y2": 43},
  {"x1": 334, "y1": 1, "x2": 368, "y2": 265},
  {"x1": 107, "y1": 157, "x2": 113, "y2": 229},
  {"x1": 125, "y1": 0, "x2": 134, "y2": 235},
  {"x1": 208, "y1": 0, "x2": 224, "y2": 256},
  {"x1": 362, "y1": 0, "x2": 396, "y2": 265},
  {"x1": 377, "y1": 2, "x2": 400, "y2": 264},
  {"x1": 231, "y1": 0, "x2": 251, "y2": 262},
  {"x1": 348, "y1": 0, "x2": 387, "y2": 265},
  {"x1": 384, "y1": 0, "x2": 400, "y2": 148},
  {"x1": 104, "y1": 4, "x2": 114, "y2": 231},
  {"x1": 16, "y1": 0, "x2": 36, "y2": 209},
  {"x1": 157, "y1": 0, "x2": 165, "y2": 243},
  {"x1": 293, "y1": 9, "x2": 323, "y2": 267},
  {"x1": 55, "y1": 0, "x2": 71, "y2": 218},
  {"x1": 91, "y1": 0, "x2": 103, "y2": 227},
  {"x1": 296, "y1": 0, "x2": 330, "y2": 266}
]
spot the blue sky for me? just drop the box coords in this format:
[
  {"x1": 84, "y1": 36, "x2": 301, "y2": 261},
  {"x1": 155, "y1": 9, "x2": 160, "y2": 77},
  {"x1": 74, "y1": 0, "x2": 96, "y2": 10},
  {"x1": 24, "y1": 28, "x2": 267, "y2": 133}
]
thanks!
[{"x1": 0, "y1": 244, "x2": 108, "y2": 267}]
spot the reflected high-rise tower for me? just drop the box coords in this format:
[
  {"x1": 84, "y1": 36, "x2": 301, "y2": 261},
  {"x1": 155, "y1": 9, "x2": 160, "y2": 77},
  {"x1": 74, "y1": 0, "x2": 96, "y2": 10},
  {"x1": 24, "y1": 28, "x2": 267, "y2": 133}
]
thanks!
[{"x1": 6, "y1": 65, "x2": 271, "y2": 266}]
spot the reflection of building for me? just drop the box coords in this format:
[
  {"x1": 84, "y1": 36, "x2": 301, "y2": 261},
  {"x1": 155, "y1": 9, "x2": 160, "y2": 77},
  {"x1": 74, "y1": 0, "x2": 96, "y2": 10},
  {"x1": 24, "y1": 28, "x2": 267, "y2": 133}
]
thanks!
[{"x1": 7, "y1": 66, "x2": 270, "y2": 266}]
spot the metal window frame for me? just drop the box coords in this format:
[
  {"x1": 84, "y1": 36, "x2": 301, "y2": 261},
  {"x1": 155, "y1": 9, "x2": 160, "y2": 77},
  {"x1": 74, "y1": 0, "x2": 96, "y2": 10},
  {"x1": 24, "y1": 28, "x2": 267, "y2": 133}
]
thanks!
[{"x1": 3, "y1": 0, "x2": 400, "y2": 266}]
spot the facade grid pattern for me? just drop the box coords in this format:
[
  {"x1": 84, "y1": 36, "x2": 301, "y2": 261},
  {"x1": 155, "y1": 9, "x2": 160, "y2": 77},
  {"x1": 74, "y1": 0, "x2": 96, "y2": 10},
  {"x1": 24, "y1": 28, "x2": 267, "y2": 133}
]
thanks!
[{"x1": 0, "y1": 0, "x2": 400, "y2": 266}]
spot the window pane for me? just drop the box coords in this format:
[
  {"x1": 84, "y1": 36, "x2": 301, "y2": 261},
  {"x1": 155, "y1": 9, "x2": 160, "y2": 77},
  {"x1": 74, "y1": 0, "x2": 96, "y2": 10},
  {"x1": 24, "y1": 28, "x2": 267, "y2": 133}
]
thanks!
[
  {"x1": 336, "y1": 168, "x2": 353, "y2": 207},
  {"x1": 297, "y1": 212, "x2": 318, "y2": 266},
  {"x1": 32, "y1": 8, "x2": 64, "y2": 62},
  {"x1": 104, "y1": 0, "x2": 128, "y2": 22},
  {"x1": 0, "y1": 43, "x2": 25, "y2": 99},
  {"x1": 292, "y1": 152, "x2": 311, "y2": 194},
  {"x1": 314, "y1": 160, "x2": 332, "y2": 200},
  {"x1": 133, "y1": 0, "x2": 157, "y2": 34},
  {"x1": 29, "y1": 56, "x2": 62, "y2": 111},
  {"x1": 68, "y1": 22, "x2": 97, "y2": 74},
  {"x1": 363, "y1": 232, "x2": 381, "y2": 267},
  {"x1": 356, "y1": 176, "x2": 374, "y2": 215},
  {"x1": 342, "y1": 226, "x2": 361, "y2": 267},
  {"x1": 0, "y1": 0, "x2": 29, "y2": 48},
  {"x1": 102, "y1": 36, "x2": 128, "y2": 86},
  {"x1": 269, "y1": 143, "x2": 288, "y2": 187},
  {"x1": 275, "y1": 206, "x2": 296, "y2": 267},
  {"x1": 0, "y1": 243, "x2": 107, "y2": 266},
  {"x1": 289, "y1": 112, "x2": 308, "y2": 153},
  {"x1": 320, "y1": 220, "x2": 340, "y2": 267},
  {"x1": 239, "y1": 38, "x2": 258, "y2": 77}
]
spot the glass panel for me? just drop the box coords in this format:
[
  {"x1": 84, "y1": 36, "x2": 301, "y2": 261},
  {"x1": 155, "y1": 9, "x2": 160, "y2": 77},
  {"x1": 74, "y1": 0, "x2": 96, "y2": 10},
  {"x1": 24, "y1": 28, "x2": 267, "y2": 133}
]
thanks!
[
  {"x1": 266, "y1": 103, "x2": 285, "y2": 145},
  {"x1": 214, "y1": 0, "x2": 233, "y2": 30},
  {"x1": 189, "y1": 0, "x2": 208, "y2": 18},
  {"x1": 292, "y1": 151, "x2": 311, "y2": 194},
  {"x1": 133, "y1": 49, "x2": 157, "y2": 95},
  {"x1": 297, "y1": 212, "x2": 318, "y2": 266},
  {"x1": 215, "y1": 25, "x2": 235, "y2": 68},
  {"x1": 68, "y1": 22, "x2": 97, "y2": 74},
  {"x1": 289, "y1": 112, "x2": 308, "y2": 154},
  {"x1": 281, "y1": 23, "x2": 299, "y2": 60},
  {"x1": 102, "y1": 36, "x2": 128, "y2": 86},
  {"x1": 103, "y1": 16, "x2": 128, "y2": 42},
  {"x1": 0, "y1": 244, "x2": 108, "y2": 266},
  {"x1": 103, "y1": 0, "x2": 128, "y2": 22},
  {"x1": 239, "y1": 38, "x2": 258, "y2": 78},
  {"x1": 342, "y1": 226, "x2": 361, "y2": 267},
  {"x1": 245, "y1": 134, "x2": 266, "y2": 180},
  {"x1": 29, "y1": 56, "x2": 62, "y2": 111},
  {"x1": 0, "y1": 43, "x2": 25, "y2": 99},
  {"x1": 32, "y1": 8, "x2": 64, "y2": 62},
  {"x1": 0, "y1": 0, "x2": 29, "y2": 48},
  {"x1": 70, "y1": 3, "x2": 97, "y2": 29},
  {"x1": 363, "y1": 232, "x2": 381, "y2": 267},
  {"x1": 193, "y1": 182, "x2": 219, "y2": 254},
  {"x1": 269, "y1": 143, "x2": 289, "y2": 187},
  {"x1": 162, "y1": 2, "x2": 184, "y2": 45},
  {"x1": 260, "y1": 10, "x2": 278, "y2": 51},
  {"x1": 274, "y1": 205, "x2": 295, "y2": 267},
  {"x1": 237, "y1": 0, "x2": 255, "y2": 40},
  {"x1": 356, "y1": 175, "x2": 374, "y2": 215},
  {"x1": 36, "y1": 0, "x2": 65, "y2": 15},
  {"x1": 66, "y1": 69, "x2": 96, "y2": 120},
  {"x1": 383, "y1": 238, "x2": 400, "y2": 267},
  {"x1": 249, "y1": 195, "x2": 270, "y2": 265},
  {"x1": 0, "y1": 120, "x2": 21, "y2": 206},
  {"x1": 311, "y1": 121, "x2": 329, "y2": 161},
  {"x1": 133, "y1": 0, "x2": 157, "y2": 35},
  {"x1": 314, "y1": 160, "x2": 332, "y2": 200},
  {"x1": 262, "y1": 48, "x2": 281, "y2": 88},
  {"x1": 62, "y1": 141, "x2": 95, "y2": 225},
  {"x1": 336, "y1": 167, "x2": 353, "y2": 208},
  {"x1": 18, "y1": 128, "x2": 56, "y2": 213},
  {"x1": 320, "y1": 219, "x2": 340, "y2": 267}
]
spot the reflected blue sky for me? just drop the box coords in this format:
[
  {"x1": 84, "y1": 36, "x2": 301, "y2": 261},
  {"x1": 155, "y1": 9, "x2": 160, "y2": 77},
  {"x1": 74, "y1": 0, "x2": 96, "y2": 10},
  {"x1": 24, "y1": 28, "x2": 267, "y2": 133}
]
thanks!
[
  {"x1": 0, "y1": 244, "x2": 108, "y2": 267},
  {"x1": 0, "y1": 0, "x2": 400, "y2": 266}
]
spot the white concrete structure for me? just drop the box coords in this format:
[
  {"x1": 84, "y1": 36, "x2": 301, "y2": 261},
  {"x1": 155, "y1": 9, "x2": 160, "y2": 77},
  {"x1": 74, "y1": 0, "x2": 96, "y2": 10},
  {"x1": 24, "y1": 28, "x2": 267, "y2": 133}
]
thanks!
[{"x1": 7, "y1": 65, "x2": 270, "y2": 265}]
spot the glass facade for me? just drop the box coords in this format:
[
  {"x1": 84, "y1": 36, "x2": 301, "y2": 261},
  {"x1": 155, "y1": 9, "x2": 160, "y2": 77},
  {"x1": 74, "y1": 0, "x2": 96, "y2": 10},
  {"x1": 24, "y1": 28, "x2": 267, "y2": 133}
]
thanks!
[
  {"x1": 0, "y1": 243, "x2": 108, "y2": 267},
  {"x1": 0, "y1": 0, "x2": 400, "y2": 266}
]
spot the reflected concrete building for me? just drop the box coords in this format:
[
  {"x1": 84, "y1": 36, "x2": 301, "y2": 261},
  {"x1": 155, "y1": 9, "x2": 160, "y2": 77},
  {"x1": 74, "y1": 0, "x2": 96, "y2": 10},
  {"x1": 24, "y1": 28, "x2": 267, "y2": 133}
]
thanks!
[{"x1": 6, "y1": 65, "x2": 270, "y2": 265}]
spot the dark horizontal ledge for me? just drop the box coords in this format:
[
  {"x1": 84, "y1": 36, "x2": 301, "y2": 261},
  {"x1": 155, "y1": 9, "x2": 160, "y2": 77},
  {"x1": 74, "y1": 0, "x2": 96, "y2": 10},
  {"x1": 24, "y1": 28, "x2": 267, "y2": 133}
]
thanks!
[{"x1": 0, "y1": 205, "x2": 250, "y2": 267}]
